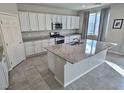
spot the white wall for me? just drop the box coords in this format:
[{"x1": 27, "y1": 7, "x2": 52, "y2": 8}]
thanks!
[
  {"x1": 78, "y1": 11, "x2": 84, "y2": 34},
  {"x1": 0, "y1": 3, "x2": 18, "y2": 47},
  {"x1": 106, "y1": 4, "x2": 124, "y2": 53},
  {"x1": 0, "y1": 36, "x2": 2, "y2": 47},
  {"x1": 0, "y1": 3, "x2": 18, "y2": 14},
  {"x1": 17, "y1": 3, "x2": 78, "y2": 16}
]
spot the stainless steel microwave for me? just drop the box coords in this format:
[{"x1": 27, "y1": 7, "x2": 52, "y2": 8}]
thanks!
[{"x1": 52, "y1": 23, "x2": 62, "y2": 30}]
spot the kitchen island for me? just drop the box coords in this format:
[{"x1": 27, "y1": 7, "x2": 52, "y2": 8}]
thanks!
[{"x1": 46, "y1": 39, "x2": 116, "y2": 87}]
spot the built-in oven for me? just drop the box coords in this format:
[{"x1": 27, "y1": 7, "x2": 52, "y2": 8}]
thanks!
[
  {"x1": 50, "y1": 32, "x2": 64, "y2": 44},
  {"x1": 52, "y1": 23, "x2": 62, "y2": 30},
  {"x1": 55, "y1": 37, "x2": 64, "y2": 44}
]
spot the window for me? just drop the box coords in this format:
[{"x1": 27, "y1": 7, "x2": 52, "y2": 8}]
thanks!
[{"x1": 87, "y1": 11, "x2": 101, "y2": 39}]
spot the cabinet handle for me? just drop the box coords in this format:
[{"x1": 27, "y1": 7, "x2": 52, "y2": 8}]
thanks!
[
  {"x1": 6, "y1": 43, "x2": 8, "y2": 46},
  {"x1": 19, "y1": 42, "x2": 22, "y2": 44}
]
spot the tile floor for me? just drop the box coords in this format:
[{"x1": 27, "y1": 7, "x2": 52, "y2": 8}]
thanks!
[{"x1": 8, "y1": 52, "x2": 124, "y2": 90}]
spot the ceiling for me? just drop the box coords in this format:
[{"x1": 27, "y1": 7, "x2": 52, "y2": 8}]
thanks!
[{"x1": 26, "y1": 3, "x2": 113, "y2": 11}]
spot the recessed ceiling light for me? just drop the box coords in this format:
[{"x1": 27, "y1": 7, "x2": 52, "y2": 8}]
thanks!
[{"x1": 82, "y1": 5, "x2": 86, "y2": 8}]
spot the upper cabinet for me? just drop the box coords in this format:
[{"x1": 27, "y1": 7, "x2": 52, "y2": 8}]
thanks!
[
  {"x1": 18, "y1": 11, "x2": 80, "y2": 32},
  {"x1": 71, "y1": 16, "x2": 76, "y2": 29},
  {"x1": 46, "y1": 14, "x2": 52, "y2": 30},
  {"x1": 37, "y1": 13, "x2": 46, "y2": 31},
  {"x1": 18, "y1": 12, "x2": 30, "y2": 32},
  {"x1": 29, "y1": 12, "x2": 39, "y2": 31},
  {"x1": 75, "y1": 16, "x2": 80, "y2": 29},
  {"x1": 52, "y1": 15, "x2": 57, "y2": 24},
  {"x1": 62, "y1": 16, "x2": 67, "y2": 29},
  {"x1": 57, "y1": 15, "x2": 62, "y2": 23},
  {"x1": 67, "y1": 16, "x2": 71, "y2": 29}
]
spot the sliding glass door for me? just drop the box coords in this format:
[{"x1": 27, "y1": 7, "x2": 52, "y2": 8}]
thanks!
[{"x1": 87, "y1": 11, "x2": 101, "y2": 40}]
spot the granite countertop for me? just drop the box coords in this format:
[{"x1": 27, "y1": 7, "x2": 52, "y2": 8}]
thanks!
[
  {"x1": 23, "y1": 33, "x2": 81, "y2": 42},
  {"x1": 0, "y1": 47, "x2": 3, "y2": 62},
  {"x1": 46, "y1": 39, "x2": 116, "y2": 64}
]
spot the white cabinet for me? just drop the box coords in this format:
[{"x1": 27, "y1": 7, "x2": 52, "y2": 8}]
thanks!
[
  {"x1": 62, "y1": 16, "x2": 67, "y2": 29},
  {"x1": 18, "y1": 12, "x2": 30, "y2": 32},
  {"x1": 37, "y1": 13, "x2": 46, "y2": 30},
  {"x1": 67, "y1": 16, "x2": 71, "y2": 29},
  {"x1": 48, "y1": 38, "x2": 55, "y2": 46},
  {"x1": 41, "y1": 39, "x2": 49, "y2": 52},
  {"x1": 46, "y1": 14, "x2": 52, "y2": 30},
  {"x1": 24, "y1": 39, "x2": 55, "y2": 57},
  {"x1": 52, "y1": 15, "x2": 57, "y2": 24},
  {"x1": 65, "y1": 36, "x2": 70, "y2": 43},
  {"x1": 24, "y1": 42, "x2": 34, "y2": 56},
  {"x1": 19, "y1": 11, "x2": 80, "y2": 31},
  {"x1": 29, "y1": 12, "x2": 38, "y2": 31},
  {"x1": 71, "y1": 16, "x2": 76, "y2": 29},
  {"x1": 75, "y1": 16, "x2": 80, "y2": 29},
  {"x1": 57, "y1": 15, "x2": 62, "y2": 23},
  {"x1": 34, "y1": 41, "x2": 42, "y2": 54}
]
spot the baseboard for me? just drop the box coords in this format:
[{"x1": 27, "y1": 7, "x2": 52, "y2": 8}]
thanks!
[
  {"x1": 108, "y1": 50, "x2": 124, "y2": 56},
  {"x1": 54, "y1": 76, "x2": 64, "y2": 87},
  {"x1": 26, "y1": 52, "x2": 47, "y2": 58}
]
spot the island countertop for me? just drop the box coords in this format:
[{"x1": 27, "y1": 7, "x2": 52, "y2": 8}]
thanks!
[{"x1": 46, "y1": 39, "x2": 116, "y2": 64}]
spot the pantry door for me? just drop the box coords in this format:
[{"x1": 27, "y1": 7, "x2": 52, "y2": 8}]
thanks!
[{"x1": 0, "y1": 13, "x2": 25, "y2": 68}]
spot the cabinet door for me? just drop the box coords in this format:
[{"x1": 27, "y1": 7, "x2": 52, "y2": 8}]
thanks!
[
  {"x1": 62, "y1": 16, "x2": 67, "y2": 29},
  {"x1": 57, "y1": 15, "x2": 62, "y2": 23},
  {"x1": 70, "y1": 36, "x2": 74, "y2": 42},
  {"x1": 24, "y1": 42, "x2": 34, "y2": 56},
  {"x1": 67, "y1": 16, "x2": 71, "y2": 29},
  {"x1": 71, "y1": 16, "x2": 76, "y2": 29},
  {"x1": 34, "y1": 41, "x2": 42, "y2": 54},
  {"x1": 29, "y1": 12, "x2": 38, "y2": 31},
  {"x1": 52, "y1": 15, "x2": 57, "y2": 24},
  {"x1": 18, "y1": 12, "x2": 30, "y2": 32},
  {"x1": 37, "y1": 13, "x2": 46, "y2": 30},
  {"x1": 48, "y1": 39, "x2": 55, "y2": 46},
  {"x1": 41, "y1": 39, "x2": 49, "y2": 52},
  {"x1": 65, "y1": 36, "x2": 70, "y2": 43},
  {"x1": 75, "y1": 16, "x2": 80, "y2": 29},
  {"x1": 46, "y1": 14, "x2": 52, "y2": 30}
]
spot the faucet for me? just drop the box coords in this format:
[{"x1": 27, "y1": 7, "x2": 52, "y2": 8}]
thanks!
[{"x1": 73, "y1": 38, "x2": 80, "y2": 44}]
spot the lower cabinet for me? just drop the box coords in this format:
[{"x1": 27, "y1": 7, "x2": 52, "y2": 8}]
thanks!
[
  {"x1": 24, "y1": 35, "x2": 81, "y2": 57},
  {"x1": 41, "y1": 39, "x2": 49, "y2": 52},
  {"x1": 34, "y1": 41, "x2": 42, "y2": 54},
  {"x1": 24, "y1": 39, "x2": 55, "y2": 57},
  {"x1": 24, "y1": 42, "x2": 35, "y2": 56}
]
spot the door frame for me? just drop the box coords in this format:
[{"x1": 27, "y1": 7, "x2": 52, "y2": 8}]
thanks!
[{"x1": 0, "y1": 12, "x2": 25, "y2": 71}]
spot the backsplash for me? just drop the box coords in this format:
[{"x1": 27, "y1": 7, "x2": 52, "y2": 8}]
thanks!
[{"x1": 22, "y1": 30, "x2": 78, "y2": 40}]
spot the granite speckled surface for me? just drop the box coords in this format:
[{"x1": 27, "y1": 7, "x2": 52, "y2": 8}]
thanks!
[
  {"x1": 23, "y1": 33, "x2": 81, "y2": 42},
  {"x1": 46, "y1": 39, "x2": 116, "y2": 64}
]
